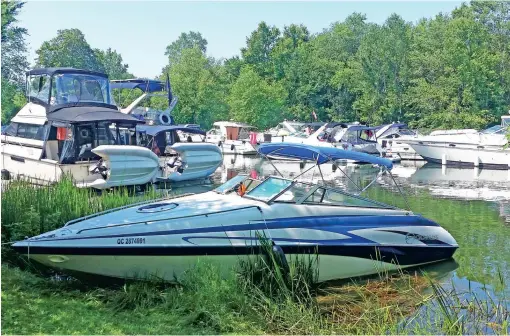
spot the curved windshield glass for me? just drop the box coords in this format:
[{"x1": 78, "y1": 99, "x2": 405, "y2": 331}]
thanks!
[
  {"x1": 50, "y1": 73, "x2": 111, "y2": 105},
  {"x1": 246, "y1": 177, "x2": 292, "y2": 201}
]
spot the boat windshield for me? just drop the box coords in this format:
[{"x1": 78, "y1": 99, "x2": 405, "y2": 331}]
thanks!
[
  {"x1": 50, "y1": 73, "x2": 112, "y2": 105},
  {"x1": 246, "y1": 177, "x2": 292, "y2": 201},
  {"x1": 482, "y1": 125, "x2": 505, "y2": 134}
]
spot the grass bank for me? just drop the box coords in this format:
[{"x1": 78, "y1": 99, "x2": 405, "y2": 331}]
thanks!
[{"x1": 1, "y1": 179, "x2": 509, "y2": 335}]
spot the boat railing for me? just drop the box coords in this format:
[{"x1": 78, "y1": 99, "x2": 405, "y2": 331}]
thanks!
[
  {"x1": 74, "y1": 205, "x2": 263, "y2": 234},
  {"x1": 64, "y1": 193, "x2": 195, "y2": 227}
]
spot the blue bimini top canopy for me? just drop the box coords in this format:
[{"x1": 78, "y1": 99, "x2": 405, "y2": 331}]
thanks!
[
  {"x1": 257, "y1": 143, "x2": 393, "y2": 170},
  {"x1": 136, "y1": 125, "x2": 206, "y2": 136},
  {"x1": 110, "y1": 79, "x2": 165, "y2": 93}
]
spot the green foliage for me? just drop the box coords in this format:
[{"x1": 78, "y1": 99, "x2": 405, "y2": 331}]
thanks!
[
  {"x1": 1, "y1": 0, "x2": 29, "y2": 87},
  {"x1": 241, "y1": 21, "x2": 281, "y2": 79},
  {"x1": 1, "y1": 77, "x2": 26, "y2": 123},
  {"x1": 94, "y1": 48, "x2": 133, "y2": 80},
  {"x1": 164, "y1": 31, "x2": 208, "y2": 67},
  {"x1": 228, "y1": 67, "x2": 286, "y2": 129},
  {"x1": 35, "y1": 28, "x2": 105, "y2": 72},
  {"x1": 163, "y1": 47, "x2": 229, "y2": 129}
]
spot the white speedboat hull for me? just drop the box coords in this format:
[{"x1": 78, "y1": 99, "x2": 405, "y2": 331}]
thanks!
[{"x1": 13, "y1": 192, "x2": 458, "y2": 283}]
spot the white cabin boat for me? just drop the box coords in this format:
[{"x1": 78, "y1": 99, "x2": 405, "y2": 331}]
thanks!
[
  {"x1": 400, "y1": 116, "x2": 510, "y2": 169},
  {"x1": 0, "y1": 68, "x2": 157, "y2": 189},
  {"x1": 206, "y1": 121, "x2": 258, "y2": 155}
]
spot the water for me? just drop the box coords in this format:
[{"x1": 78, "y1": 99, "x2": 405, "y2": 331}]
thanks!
[{"x1": 190, "y1": 155, "x2": 510, "y2": 293}]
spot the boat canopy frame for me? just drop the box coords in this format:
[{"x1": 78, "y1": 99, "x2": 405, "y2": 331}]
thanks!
[{"x1": 256, "y1": 143, "x2": 411, "y2": 210}]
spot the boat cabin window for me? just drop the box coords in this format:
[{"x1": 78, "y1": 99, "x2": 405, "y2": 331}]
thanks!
[
  {"x1": 27, "y1": 74, "x2": 51, "y2": 103},
  {"x1": 3, "y1": 122, "x2": 46, "y2": 141},
  {"x1": 246, "y1": 177, "x2": 292, "y2": 201},
  {"x1": 50, "y1": 73, "x2": 111, "y2": 105},
  {"x1": 303, "y1": 187, "x2": 387, "y2": 208}
]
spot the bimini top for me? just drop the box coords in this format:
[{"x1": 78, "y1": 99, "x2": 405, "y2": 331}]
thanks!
[
  {"x1": 26, "y1": 67, "x2": 108, "y2": 78},
  {"x1": 137, "y1": 125, "x2": 206, "y2": 136},
  {"x1": 257, "y1": 143, "x2": 393, "y2": 169},
  {"x1": 48, "y1": 106, "x2": 145, "y2": 126},
  {"x1": 110, "y1": 79, "x2": 165, "y2": 93}
]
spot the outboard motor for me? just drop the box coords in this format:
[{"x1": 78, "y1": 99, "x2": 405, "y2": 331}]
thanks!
[{"x1": 89, "y1": 159, "x2": 109, "y2": 180}]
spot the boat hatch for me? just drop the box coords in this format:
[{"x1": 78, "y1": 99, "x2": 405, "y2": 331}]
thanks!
[{"x1": 137, "y1": 202, "x2": 179, "y2": 213}]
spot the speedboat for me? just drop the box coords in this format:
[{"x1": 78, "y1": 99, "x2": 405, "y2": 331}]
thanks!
[
  {"x1": 375, "y1": 123, "x2": 422, "y2": 160},
  {"x1": 206, "y1": 121, "x2": 258, "y2": 155},
  {"x1": 399, "y1": 116, "x2": 510, "y2": 169},
  {"x1": 12, "y1": 143, "x2": 458, "y2": 282}
]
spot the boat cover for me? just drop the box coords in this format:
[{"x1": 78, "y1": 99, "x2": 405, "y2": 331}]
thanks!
[
  {"x1": 110, "y1": 79, "x2": 165, "y2": 93},
  {"x1": 26, "y1": 68, "x2": 108, "y2": 78},
  {"x1": 257, "y1": 143, "x2": 393, "y2": 169},
  {"x1": 47, "y1": 106, "x2": 145, "y2": 126},
  {"x1": 137, "y1": 125, "x2": 206, "y2": 136}
]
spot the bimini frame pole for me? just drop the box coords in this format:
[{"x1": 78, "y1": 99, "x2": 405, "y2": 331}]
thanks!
[
  {"x1": 329, "y1": 157, "x2": 362, "y2": 192},
  {"x1": 388, "y1": 170, "x2": 412, "y2": 211},
  {"x1": 259, "y1": 152, "x2": 284, "y2": 177}
]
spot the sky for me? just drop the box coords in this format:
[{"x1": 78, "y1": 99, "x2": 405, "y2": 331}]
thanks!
[{"x1": 18, "y1": 1, "x2": 464, "y2": 78}]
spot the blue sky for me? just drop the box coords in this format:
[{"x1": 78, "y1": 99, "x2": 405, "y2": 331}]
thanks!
[{"x1": 18, "y1": 1, "x2": 464, "y2": 78}]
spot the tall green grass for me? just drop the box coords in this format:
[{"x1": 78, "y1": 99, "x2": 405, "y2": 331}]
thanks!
[{"x1": 1, "y1": 176, "x2": 162, "y2": 262}]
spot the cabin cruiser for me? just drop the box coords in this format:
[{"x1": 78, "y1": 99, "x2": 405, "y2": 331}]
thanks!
[
  {"x1": 206, "y1": 121, "x2": 258, "y2": 155},
  {"x1": 0, "y1": 67, "x2": 163, "y2": 189},
  {"x1": 12, "y1": 143, "x2": 458, "y2": 283},
  {"x1": 400, "y1": 116, "x2": 510, "y2": 169},
  {"x1": 375, "y1": 123, "x2": 422, "y2": 160}
]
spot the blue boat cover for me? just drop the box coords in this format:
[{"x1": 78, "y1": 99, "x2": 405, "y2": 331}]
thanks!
[
  {"x1": 110, "y1": 79, "x2": 165, "y2": 93},
  {"x1": 136, "y1": 125, "x2": 206, "y2": 136},
  {"x1": 257, "y1": 143, "x2": 393, "y2": 169}
]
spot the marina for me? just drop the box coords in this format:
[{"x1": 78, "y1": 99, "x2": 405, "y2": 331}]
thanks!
[{"x1": 2, "y1": 0, "x2": 510, "y2": 333}]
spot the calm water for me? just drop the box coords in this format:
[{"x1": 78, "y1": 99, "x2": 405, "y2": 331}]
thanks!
[{"x1": 191, "y1": 155, "x2": 510, "y2": 293}]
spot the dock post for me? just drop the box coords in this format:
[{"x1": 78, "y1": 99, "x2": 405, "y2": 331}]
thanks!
[
  {"x1": 473, "y1": 156, "x2": 480, "y2": 167},
  {"x1": 442, "y1": 154, "x2": 447, "y2": 165}
]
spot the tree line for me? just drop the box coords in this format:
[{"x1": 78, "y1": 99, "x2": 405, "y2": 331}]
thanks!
[{"x1": 2, "y1": 0, "x2": 509, "y2": 131}]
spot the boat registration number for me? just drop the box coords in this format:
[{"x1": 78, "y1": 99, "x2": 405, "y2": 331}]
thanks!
[{"x1": 117, "y1": 237, "x2": 146, "y2": 244}]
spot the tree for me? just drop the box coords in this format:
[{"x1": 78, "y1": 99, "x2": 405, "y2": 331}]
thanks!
[
  {"x1": 164, "y1": 31, "x2": 208, "y2": 67},
  {"x1": 94, "y1": 48, "x2": 132, "y2": 79},
  {"x1": 241, "y1": 22, "x2": 281, "y2": 78},
  {"x1": 1, "y1": 77, "x2": 26, "y2": 123},
  {"x1": 35, "y1": 29, "x2": 104, "y2": 72},
  {"x1": 163, "y1": 47, "x2": 229, "y2": 129},
  {"x1": 1, "y1": 0, "x2": 29, "y2": 87},
  {"x1": 228, "y1": 67, "x2": 286, "y2": 129}
]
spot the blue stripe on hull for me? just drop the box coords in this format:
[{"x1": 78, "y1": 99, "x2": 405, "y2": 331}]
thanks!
[{"x1": 28, "y1": 215, "x2": 438, "y2": 243}]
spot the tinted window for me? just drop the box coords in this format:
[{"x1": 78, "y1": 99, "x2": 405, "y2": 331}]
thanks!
[{"x1": 6, "y1": 122, "x2": 46, "y2": 140}]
